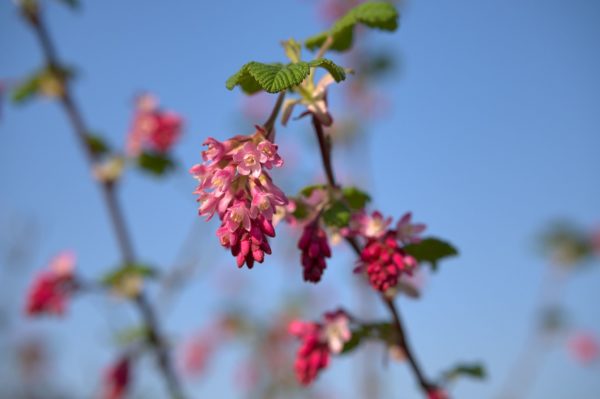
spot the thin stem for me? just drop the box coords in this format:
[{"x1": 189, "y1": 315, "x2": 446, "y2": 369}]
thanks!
[
  {"x1": 24, "y1": 9, "x2": 186, "y2": 399},
  {"x1": 263, "y1": 91, "x2": 286, "y2": 142},
  {"x1": 311, "y1": 115, "x2": 435, "y2": 396}
]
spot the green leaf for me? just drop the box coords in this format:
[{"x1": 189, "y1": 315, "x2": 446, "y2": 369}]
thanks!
[
  {"x1": 85, "y1": 133, "x2": 110, "y2": 156},
  {"x1": 305, "y1": 1, "x2": 399, "y2": 52},
  {"x1": 309, "y1": 59, "x2": 347, "y2": 82},
  {"x1": 291, "y1": 200, "x2": 310, "y2": 221},
  {"x1": 340, "y1": 322, "x2": 394, "y2": 355},
  {"x1": 115, "y1": 326, "x2": 150, "y2": 346},
  {"x1": 342, "y1": 186, "x2": 371, "y2": 210},
  {"x1": 137, "y1": 151, "x2": 175, "y2": 176},
  {"x1": 102, "y1": 263, "x2": 156, "y2": 287},
  {"x1": 404, "y1": 237, "x2": 458, "y2": 271},
  {"x1": 322, "y1": 201, "x2": 351, "y2": 228},
  {"x1": 300, "y1": 184, "x2": 327, "y2": 198},
  {"x1": 11, "y1": 73, "x2": 42, "y2": 104},
  {"x1": 442, "y1": 362, "x2": 487, "y2": 381},
  {"x1": 226, "y1": 59, "x2": 346, "y2": 94}
]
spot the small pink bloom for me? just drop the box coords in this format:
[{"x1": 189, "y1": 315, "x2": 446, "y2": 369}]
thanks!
[
  {"x1": 234, "y1": 142, "x2": 262, "y2": 178},
  {"x1": 202, "y1": 137, "x2": 227, "y2": 163},
  {"x1": 102, "y1": 356, "x2": 130, "y2": 399},
  {"x1": 396, "y1": 212, "x2": 426, "y2": 244},
  {"x1": 322, "y1": 310, "x2": 351, "y2": 354},
  {"x1": 257, "y1": 140, "x2": 283, "y2": 168},
  {"x1": 349, "y1": 211, "x2": 392, "y2": 239},
  {"x1": 224, "y1": 201, "x2": 251, "y2": 232},
  {"x1": 25, "y1": 252, "x2": 77, "y2": 316},
  {"x1": 568, "y1": 332, "x2": 599, "y2": 365}
]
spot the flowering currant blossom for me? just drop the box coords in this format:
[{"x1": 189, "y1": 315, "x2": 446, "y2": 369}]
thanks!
[
  {"x1": 346, "y1": 210, "x2": 392, "y2": 239},
  {"x1": 102, "y1": 356, "x2": 131, "y2": 399},
  {"x1": 281, "y1": 73, "x2": 336, "y2": 127},
  {"x1": 288, "y1": 309, "x2": 351, "y2": 385},
  {"x1": 356, "y1": 213, "x2": 425, "y2": 293},
  {"x1": 25, "y1": 251, "x2": 77, "y2": 316},
  {"x1": 190, "y1": 127, "x2": 287, "y2": 268},
  {"x1": 298, "y1": 219, "x2": 331, "y2": 283},
  {"x1": 126, "y1": 93, "x2": 183, "y2": 156}
]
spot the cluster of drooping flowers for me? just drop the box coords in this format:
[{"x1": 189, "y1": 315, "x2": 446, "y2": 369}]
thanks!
[
  {"x1": 355, "y1": 212, "x2": 425, "y2": 293},
  {"x1": 25, "y1": 251, "x2": 77, "y2": 316},
  {"x1": 102, "y1": 356, "x2": 131, "y2": 399},
  {"x1": 288, "y1": 309, "x2": 351, "y2": 385},
  {"x1": 298, "y1": 218, "x2": 332, "y2": 283},
  {"x1": 190, "y1": 127, "x2": 288, "y2": 268},
  {"x1": 126, "y1": 93, "x2": 183, "y2": 156}
]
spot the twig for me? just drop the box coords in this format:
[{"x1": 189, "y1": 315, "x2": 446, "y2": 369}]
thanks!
[
  {"x1": 22, "y1": 8, "x2": 186, "y2": 399},
  {"x1": 311, "y1": 114, "x2": 436, "y2": 396}
]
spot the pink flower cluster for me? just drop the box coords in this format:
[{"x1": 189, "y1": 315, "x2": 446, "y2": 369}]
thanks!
[
  {"x1": 298, "y1": 220, "x2": 331, "y2": 283},
  {"x1": 102, "y1": 356, "x2": 131, "y2": 399},
  {"x1": 356, "y1": 212, "x2": 425, "y2": 293},
  {"x1": 25, "y1": 251, "x2": 76, "y2": 316},
  {"x1": 126, "y1": 93, "x2": 183, "y2": 156},
  {"x1": 190, "y1": 128, "x2": 287, "y2": 268},
  {"x1": 288, "y1": 310, "x2": 351, "y2": 385},
  {"x1": 568, "y1": 332, "x2": 599, "y2": 365},
  {"x1": 428, "y1": 388, "x2": 451, "y2": 399}
]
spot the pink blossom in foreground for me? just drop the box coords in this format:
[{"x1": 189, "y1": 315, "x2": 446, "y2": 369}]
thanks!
[
  {"x1": 191, "y1": 127, "x2": 287, "y2": 268},
  {"x1": 298, "y1": 220, "x2": 331, "y2": 283},
  {"x1": 126, "y1": 93, "x2": 183, "y2": 156},
  {"x1": 288, "y1": 309, "x2": 352, "y2": 385},
  {"x1": 25, "y1": 251, "x2": 76, "y2": 316},
  {"x1": 358, "y1": 230, "x2": 417, "y2": 293},
  {"x1": 568, "y1": 332, "x2": 599, "y2": 365},
  {"x1": 396, "y1": 212, "x2": 427, "y2": 244},
  {"x1": 102, "y1": 356, "x2": 130, "y2": 399}
]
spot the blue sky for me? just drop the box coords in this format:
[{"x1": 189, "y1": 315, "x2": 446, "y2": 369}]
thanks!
[{"x1": 1, "y1": 0, "x2": 599, "y2": 398}]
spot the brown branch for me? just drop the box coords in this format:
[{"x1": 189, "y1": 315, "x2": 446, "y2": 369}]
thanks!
[
  {"x1": 23, "y1": 8, "x2": 186, "y2": 399},
  {"x1": 311, "y1": 115, "x2": 436, "y2": 396}
]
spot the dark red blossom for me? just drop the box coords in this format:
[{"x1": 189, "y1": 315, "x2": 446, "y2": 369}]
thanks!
[
  {"x1": 359, "y1": 230, "x2": 417, "y2": 293},
  {"x1": 25, "y1": 251, "x2": 76, "y2": 316},
  {"x1": 288, "y1": 321, "x2": 330, "y2": 385},
  {"x1": 298, "y1": 220, "x2": 331, "y2": 282},
  {"x1": 102, "y1": 356, "x2": 131, "y2": 399}
]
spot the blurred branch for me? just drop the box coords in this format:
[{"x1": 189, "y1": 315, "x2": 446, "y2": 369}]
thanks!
[
  {"x1": 311, "y1": 115, "x2": 436, "y2": 395},
  {"x1": 20, "y1": 6, "x2": 186, "y2": 399}
]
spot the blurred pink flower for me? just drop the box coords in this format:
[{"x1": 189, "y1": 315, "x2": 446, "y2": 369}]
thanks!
[
  {"x1": 25, "y1": 251, "x2": 76, "y2": 316},
  {"x1": 568, "y1": 332, "x2": 599, "y2": 365},
  {"x1": 126, "y1": 93, "x2": 183, "y2": 156},
  {"x1": 102, "y1": 356, "x2": 130, "y2": 399},
  {"x1": 298, "y1": 219, "x2": 331, "y2": 283},
  {"x1": 396, "y1": 212, "x2": 426, "y2": 244}
]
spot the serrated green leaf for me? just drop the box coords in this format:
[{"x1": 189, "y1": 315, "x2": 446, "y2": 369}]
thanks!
[
  {"x1": 404, "y1": 237, "x2": 458, "y2": 271},
  {"x1": 11, "y1": 73, "x2": 42, "y2": 104},
  {"x1": 86, "y1": 133, "x2": 110, "y2": 156},
  {"x1": 309, "y1": 59, "x2": 347, "y2": 82},
  {"x1": 226, "y1": 62, "x2": 310, "y2": 94},
  {"x1": 137, "y1": 151, "x2": 175, "y2": 176},
  {"x1": 342, "y1": 186, "x2": 371, "y2": 210},
  {"x1": 322, "y1": 201, "x2": 351, "y2": 228},
  {"x1": 442, "y1": 362, "x2": 487, "y2": 381},
  {"x1": 226, "y1": 59, "x2": 346, "y2": 94},
  {"x1": 305, "y1": 1, "x2": 399, "y2": 52}
]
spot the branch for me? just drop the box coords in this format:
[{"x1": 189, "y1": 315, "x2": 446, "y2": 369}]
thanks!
[
  {"x1": 22, "y1": 8, "x2": 186, "y2": 399},
  {"x1": 311, "y1": 115, "x2": 436, "y2": 396}
]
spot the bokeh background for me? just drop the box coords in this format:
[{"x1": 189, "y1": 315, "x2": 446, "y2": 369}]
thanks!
[{"x1": 1, "y1": 0, "x2": 599, "y2": 398}]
